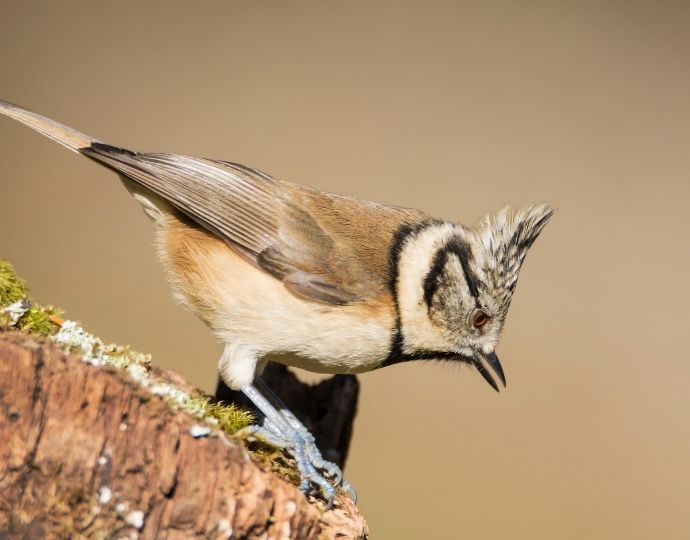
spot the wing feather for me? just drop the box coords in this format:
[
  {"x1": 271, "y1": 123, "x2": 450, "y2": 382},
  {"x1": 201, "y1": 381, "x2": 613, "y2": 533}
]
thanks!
[{"x1": 81, "y1": 143, "x2": 426, "y2": 305}]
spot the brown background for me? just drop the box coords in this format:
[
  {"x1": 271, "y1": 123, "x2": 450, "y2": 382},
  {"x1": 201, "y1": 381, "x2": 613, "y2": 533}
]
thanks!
[{"x1": 1, "y1": 2, "x2": 689, "y2": 538}]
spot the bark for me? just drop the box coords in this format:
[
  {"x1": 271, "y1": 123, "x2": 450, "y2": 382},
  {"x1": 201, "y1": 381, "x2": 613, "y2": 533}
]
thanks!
[{"x1": 0, "y1": 332, "x2": 368, "y2": 540}]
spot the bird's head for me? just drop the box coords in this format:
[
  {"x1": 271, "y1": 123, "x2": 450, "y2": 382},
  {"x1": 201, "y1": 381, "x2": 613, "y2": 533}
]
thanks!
[{"x1": 392, "y1": 203, "x2": 554, "y2": 390}]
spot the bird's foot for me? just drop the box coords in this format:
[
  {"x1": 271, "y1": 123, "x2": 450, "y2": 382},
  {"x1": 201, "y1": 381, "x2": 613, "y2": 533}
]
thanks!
[
  {"x1": 274, "y1": 410, "x2": 358, "y2": 503},
  {"x1": 240, "y1": 421, "x2": 349, "y2": 508},
  {"x1": 240, "y1": 380, "x2": 357, "y2": 508}
]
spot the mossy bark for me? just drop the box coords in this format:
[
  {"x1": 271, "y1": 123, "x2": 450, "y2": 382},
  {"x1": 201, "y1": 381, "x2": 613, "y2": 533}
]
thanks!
[{"x1": 0, "y1": 332, "x2": 368, "y2": 539}]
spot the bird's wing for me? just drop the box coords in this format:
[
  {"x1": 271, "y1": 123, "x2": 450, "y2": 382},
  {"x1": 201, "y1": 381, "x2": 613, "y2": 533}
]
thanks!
[{"x1": 81, "y1": 143, "x2": 427, "y2": 305}]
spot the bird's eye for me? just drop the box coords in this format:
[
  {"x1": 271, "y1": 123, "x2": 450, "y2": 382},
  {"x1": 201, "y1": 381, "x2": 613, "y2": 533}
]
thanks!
[{"x1": 473, "y1": 310, "x2": 489, "y2": 329}]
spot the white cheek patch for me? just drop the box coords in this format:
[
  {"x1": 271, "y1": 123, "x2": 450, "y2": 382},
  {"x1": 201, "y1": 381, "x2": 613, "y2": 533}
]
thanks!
[{"x1": 396, "y1": 224, "x2": 461, "y2": 353}]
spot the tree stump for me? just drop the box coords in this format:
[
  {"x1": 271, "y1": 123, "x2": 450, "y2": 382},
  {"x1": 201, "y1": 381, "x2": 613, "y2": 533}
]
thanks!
[{"x1": 0, "y1": 332, "x2": 368, "y2": 539}]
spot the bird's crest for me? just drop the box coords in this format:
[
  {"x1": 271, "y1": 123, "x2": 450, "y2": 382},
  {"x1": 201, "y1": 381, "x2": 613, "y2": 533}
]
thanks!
[{"x1": 476, "y1": 203, "x2": 555, "y2": 307}]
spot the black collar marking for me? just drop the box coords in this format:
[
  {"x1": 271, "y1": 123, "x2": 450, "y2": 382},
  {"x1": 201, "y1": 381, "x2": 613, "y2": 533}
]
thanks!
[
  {"x1": 383, "y1": 227, "x2": 483, "y2": 367},
  {"x1": 383, "y1": 220, "x2": 476, "y2": 367},
  {"x1": 383, "y1": 221, "x2": 429, "y2": 366}
]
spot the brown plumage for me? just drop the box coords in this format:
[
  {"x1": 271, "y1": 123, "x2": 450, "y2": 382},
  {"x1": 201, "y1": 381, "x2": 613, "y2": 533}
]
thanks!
[{"x1": 82, "y1": 141, "x2": 427, "y2": 307}]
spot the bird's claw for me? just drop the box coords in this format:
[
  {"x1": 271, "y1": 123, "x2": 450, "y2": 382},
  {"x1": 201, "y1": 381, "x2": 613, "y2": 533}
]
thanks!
[
  {"x1": 240, "y1": 422, "x2": 344, "y2": 508},
  {"x1": 239, "y1": 380, "x2": 357, "y2": 508}
]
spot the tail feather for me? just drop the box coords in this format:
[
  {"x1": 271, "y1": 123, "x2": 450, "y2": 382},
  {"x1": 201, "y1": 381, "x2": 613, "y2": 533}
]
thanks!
[{"x1": 0, "y1": 100, "x2": 99, "y2": 153}]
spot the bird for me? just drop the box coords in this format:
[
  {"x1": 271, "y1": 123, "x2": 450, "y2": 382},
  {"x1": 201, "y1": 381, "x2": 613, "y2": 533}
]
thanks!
[{"x1": 0, "y1": 100, "x2": 554, "y2": 506}]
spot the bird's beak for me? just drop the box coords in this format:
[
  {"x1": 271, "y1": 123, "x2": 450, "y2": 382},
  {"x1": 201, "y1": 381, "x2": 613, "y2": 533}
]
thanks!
[{"x1": 472, "y1": 351, "x2": 506, "y2": 392}]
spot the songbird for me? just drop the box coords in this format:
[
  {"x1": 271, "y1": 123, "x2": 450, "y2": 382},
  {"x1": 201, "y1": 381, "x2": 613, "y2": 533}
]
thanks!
[{"x1": 0, "y1": 100, "x2": 553, "y2": 506}]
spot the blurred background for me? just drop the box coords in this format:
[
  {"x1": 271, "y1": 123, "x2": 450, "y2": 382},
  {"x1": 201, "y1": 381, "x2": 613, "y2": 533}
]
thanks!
[{"x1": 1, "y1": 1, "x2": 689, "y2": 538}]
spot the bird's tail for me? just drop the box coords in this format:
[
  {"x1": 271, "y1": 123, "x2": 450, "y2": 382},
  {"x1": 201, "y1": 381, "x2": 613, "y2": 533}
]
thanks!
[{"x1": 0, "y1": 100, "x2": 99, "y2": 153}]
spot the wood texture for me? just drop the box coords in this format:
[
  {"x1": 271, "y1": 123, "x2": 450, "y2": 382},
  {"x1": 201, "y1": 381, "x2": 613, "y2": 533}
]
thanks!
[{"x1": 0, "y1": 332, "x2": 368, "y2": 539}]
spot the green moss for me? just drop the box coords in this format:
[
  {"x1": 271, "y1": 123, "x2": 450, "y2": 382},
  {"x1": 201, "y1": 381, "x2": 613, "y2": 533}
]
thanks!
[
  {"x1": 244, "y1": 438, "x2": 301, "y2": 486},
  {"x1": 0, "y1": 260, "x2": 27, "y2": 305},
  {"x1": 17, "y1": 305, "x2": 63, "y2": 336},
  {"x1": 0, "y1": 260, "x2": 62, "y2": 335},
  {"x1": 188, "y1": 393, "x2": 254, "y2": 434},
  {"x1": 270, "y1": 454, "x2": 302, "y2": 486}
]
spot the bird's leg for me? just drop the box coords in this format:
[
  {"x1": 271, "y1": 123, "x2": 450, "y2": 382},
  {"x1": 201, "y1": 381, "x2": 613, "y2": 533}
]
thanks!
[
  {"x1": 240, "y1": 382, "x2": 338, "y2": 506},
  {"x1": 252, "y1": 379, "x2": 341, "y2": 481},
  {"x1": 219, "y1": 344, "x2": 354, "y2": 506},
  {"x1": 252, "y1": 377, "x2": 358, "y2": 503}
]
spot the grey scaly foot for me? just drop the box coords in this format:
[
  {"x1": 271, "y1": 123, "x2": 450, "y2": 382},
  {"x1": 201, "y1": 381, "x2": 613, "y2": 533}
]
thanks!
[
  {"x1": 241, "y1": 381, "x2": 346, "y2": 508},
  {"x1": 254, "y1": 378, "x2": 346, "y2": 486},
  {"x1": 239, "y1": 422, "x2": 337, "y2": 503},
  {"x1": 253, "y1": 378, "x2": 358, "y2": 501}
]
